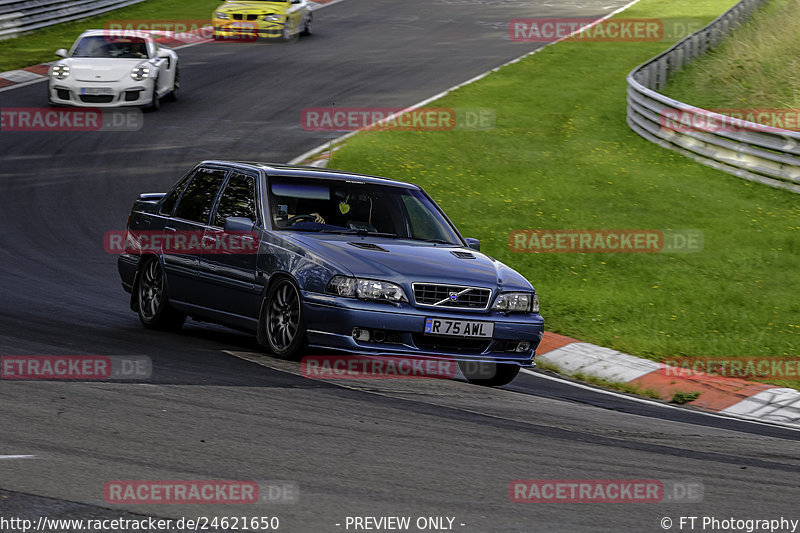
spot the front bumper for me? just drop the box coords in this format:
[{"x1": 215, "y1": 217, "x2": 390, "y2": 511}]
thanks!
[
  {"x1": 302, "y1": 291, "x2": 544, "y2": 365},
  {"x1": 213, "y1": 21, "x2": 285, "y2": 40},
  {"x1": 49, "y1": 79, "x2": 153, "y2": 108}
]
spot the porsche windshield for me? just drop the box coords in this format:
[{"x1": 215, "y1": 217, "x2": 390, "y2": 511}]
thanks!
[
  {"x1": 268, "y1": 176, "x2": 463, "y2": 245},
  {"x1": 72, "y1": 36, "x2": 149, "y2": 59}
]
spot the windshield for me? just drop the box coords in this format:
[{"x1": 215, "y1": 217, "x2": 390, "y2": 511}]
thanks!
[
  {"x1": 71, "y1": 36, "x2": 149, "y2": 59},
  {"x1": 268, "y1": 176, "x2": 463, "y2": 245}
]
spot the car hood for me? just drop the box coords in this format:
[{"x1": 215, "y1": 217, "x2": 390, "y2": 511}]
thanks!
[
  {"x1": 286, "y1": 234, "x2": 534, "y2": 293},
  {"x1": 59, "y1": 58, "x2": 147, "y2": 82},
  {"x1": 217, "y1": 2, "x2": 289, "y2": 14}
]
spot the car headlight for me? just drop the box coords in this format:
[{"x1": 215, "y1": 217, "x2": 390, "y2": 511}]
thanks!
[
  {"x1": 216, "y1": 12, "x2": 229, "y2": 19},
  {"x1": 263, "y1": 14, "x2": 283, "y2": 21},
  {"x1": 51, "y1": 65, "x2": 69, "y2": 80},
  {"x1": 493, "y1": 292, "x2": 538, "y2": 313},
  {"x1": 326, "y1": 275, "x2": 408, "y2": 303},
  {"x1": 130, "y1": 66, "x2": 150, "y2": 81}
]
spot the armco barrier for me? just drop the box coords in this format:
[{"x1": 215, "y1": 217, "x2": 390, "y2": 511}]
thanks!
[
  {"x1": 0, "y1": 0, "x2": 148, "y2": 39},
  {"x1": 626, "y1": 0, "x2": 800, "y2": 194}
]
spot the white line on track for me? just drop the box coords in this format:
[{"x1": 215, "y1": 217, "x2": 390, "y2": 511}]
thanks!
[
  {"x1": 521, "y1": 369, "x2": 800, "y2": 432},
  {"x1": 288, "y1": 0, "x2": 645, "y2": 165},
  {"x1": 0, "y1": 455, "x2": 36, "y2": 460}
]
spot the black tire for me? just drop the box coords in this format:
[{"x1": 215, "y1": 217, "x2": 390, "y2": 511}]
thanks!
[
  {"x1": 136, "y1": 257, "x2": 185, "y2": 330},
  {"x1": 263, "y1": 277, "x2": 307, "y2": 359},
  {"x1": 281, "y1": 23, "x2": 297, "y2": 42},
  {"x1": 165, "y1": 65, "x2": 180, "y2": 102},
  {"x1": 458, "y1": 360, "x2": 520, "y2": 387},
  {"x1": 300, "y1": 13, "x2": 312, "y2": 36},
  {"x1": 147, "y1": 79, "x2": 160, "y2": 111}
]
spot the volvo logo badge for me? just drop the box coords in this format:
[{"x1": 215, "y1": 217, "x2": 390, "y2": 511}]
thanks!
[{"x1": 448, "y1": 291, "x2": 459, "y2": 301}]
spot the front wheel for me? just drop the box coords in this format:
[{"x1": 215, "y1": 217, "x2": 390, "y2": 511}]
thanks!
[
  {"x1": 263, "y1": 277, "x2": 307, "y2": 359},
  {"x1": 300, "y1": 13, "x2": 312, "y2": 36},
  {"x1": 136, "y1": 257, "x2": 185, "y2": 330},
  {"x1": 147, "y1": 79, "x2": 160, "y2": 111},
  {"x1": 165, "y1": 65, "x2": 180, "y2": 102},
  {"x1": 458, "y1": 361, "x2": 520, "y2": 387}
]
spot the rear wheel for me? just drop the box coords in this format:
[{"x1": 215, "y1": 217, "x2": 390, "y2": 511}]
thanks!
[
  {"x1": 458, "y1": 361, "x2": 520, "y2": 387},
  {"x1": 136, "y1": 257, "x2": 185, "y2": 330},
  {"x1": 263, "y1": 277, "x2": 306, "y2": 359}
]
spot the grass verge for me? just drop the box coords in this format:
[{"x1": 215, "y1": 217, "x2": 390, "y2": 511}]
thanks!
[
  {"x1": 327, "y1": 0, "x2": 800, "y2": 389},
  {"x1": 0, "y1": 0, "x2": 221, "y2": 72}
]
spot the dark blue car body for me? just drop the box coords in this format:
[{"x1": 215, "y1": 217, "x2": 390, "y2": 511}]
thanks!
[{"x1": 118, "y1": 161, "x2": 544, "y2": 383}]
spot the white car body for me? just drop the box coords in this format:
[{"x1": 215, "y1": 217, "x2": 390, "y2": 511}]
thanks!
[{"x1": 48, "y1": 30, "x2": 180, "y2": 109}]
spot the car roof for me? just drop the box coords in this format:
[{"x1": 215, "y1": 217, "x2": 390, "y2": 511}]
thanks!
[
  {"x1": 79, "y1": 29, "x2": 154, "y2": 40},
  {"x1": 198, "y1": 160, "x2": 421, "y2": 189}
]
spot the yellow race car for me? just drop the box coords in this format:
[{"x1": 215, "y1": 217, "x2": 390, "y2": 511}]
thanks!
[{"x1": 213, "y1": 0, "x2": 312, "y2": 41}]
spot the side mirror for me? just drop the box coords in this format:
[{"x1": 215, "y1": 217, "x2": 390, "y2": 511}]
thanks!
[
  {"x1": 157, "y1": 48, "x2": 171, "y2": 58},
  {"x1": 464, "y1": 238, "x2": 481, "y2": 251},
  {"x1": 55, "y1": 49, "x2": 68, "y2": 58},
  {"x1": 224, "y1": 216, "x2": 255, "y2": 233}
]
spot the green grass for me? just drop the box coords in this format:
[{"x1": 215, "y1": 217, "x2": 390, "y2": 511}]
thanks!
[
  {"x1": 327, "y1": 0, "x2": 800, "y2": 388},
  {"x1": 0, "y1": 0, "x2": 222, "y2": 72},
  {"x1": 671, "y1": 391, "x2": 702, "y2": 404},
  {"x1": 663, "y1": 0, "x2": 800, "y2": 110}
]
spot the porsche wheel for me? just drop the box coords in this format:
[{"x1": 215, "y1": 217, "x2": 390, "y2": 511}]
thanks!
[{"x1": 166, "y1": 65, "x2": 180, "y2": 102}]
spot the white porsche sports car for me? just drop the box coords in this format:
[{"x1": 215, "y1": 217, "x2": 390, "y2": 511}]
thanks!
[{"x1": 48, "y1": 30, "x2": 180, "y2": 110}]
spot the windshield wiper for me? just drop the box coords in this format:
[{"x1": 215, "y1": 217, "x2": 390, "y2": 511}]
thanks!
[
  {"x1": 415, "y1": 238, "x2": 457, "y2": 245},
  {"x1": 320, "y1": 229, "x2": 403, "y2": 238}
]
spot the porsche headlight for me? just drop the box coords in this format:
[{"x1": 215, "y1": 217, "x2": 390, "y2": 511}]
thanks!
[
  {"x1": 263, "y1": 14, "x2": 283, "y2": 21},
  {"x1": 130, "y1": 65, "x2": 150, "y2": 81},
  {"x1": 326, "y1": 275, "x2": 408, "y2": 303},
  {"x1": 493, "y1": 292, "x2": 538, "y2": 313},
  {"x1": 216, "y1": 12, "x2": 229, "y2": 19},
  {"x1": 51, "y1": 65, "x2": 70, "y2": 80}
]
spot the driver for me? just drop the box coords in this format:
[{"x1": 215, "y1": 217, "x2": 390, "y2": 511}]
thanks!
[{"x1": 273, "y1": 203, "x2": 325, "y2": 226}]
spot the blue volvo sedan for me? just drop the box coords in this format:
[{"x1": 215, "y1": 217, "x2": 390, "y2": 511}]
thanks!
[{"x1": 117, "y1": 161, "x2": 544, "y2": 386}]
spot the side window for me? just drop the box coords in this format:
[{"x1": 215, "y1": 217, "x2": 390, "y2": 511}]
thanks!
[
  {"x1": 214, "y1": 172, "x2": 258, "y2": 227},
  {"x1": 173, "y1": 168, "x2": 227, "y2": 224},
  {"x1": 159, "y1": 173, "x2": 191, "y2": 216}
]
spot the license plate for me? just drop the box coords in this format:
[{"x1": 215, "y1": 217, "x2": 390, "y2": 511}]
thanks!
[
  {"x1": 80, "y1": 87, "x2": 114, "y2": 96},
  {"x1": 424, "y1": 318, "x2": 494, "y2": 338}
]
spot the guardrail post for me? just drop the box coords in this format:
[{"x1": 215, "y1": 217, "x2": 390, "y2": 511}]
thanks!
[{"x1": 0, "y1": 11, "x2": 21, "y2": 40}]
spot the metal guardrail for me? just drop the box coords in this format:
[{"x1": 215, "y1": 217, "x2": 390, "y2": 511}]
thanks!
[
  {"x1": 626, "y1": 0, "x2": 800, "y2": 194},
  {"x1": 0, "y1": 0, "x2": 148, "y2": 40}
]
